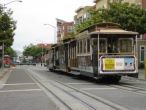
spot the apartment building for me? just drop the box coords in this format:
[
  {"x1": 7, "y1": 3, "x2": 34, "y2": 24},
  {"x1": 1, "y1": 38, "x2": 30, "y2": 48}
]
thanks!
[
  {"x1": 56, "y1": 18, "x2": 74, "y2": 43},
  {"x1": 61, "y1": 22, "x2": 74, "y2": 40},
  {"x1": 94, "y1": 0, "x2": 144, "y2": 9},
  {"x1": 142, "y1": 0, "x2": 146, "y2": 8},
  {"x1": 74, "y1": 0, "x2": 143, "y2": 25},
  {"x1": 74, "y1": 6, "x2": 93, "y2": 25},
  {"x1": 56, "y1": 18, "x2": 65, "y2": 43}
]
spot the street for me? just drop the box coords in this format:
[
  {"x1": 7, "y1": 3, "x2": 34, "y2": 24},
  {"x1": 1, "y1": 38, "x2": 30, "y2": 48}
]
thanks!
[
  {"x1": 1, "y1": 1, "x2": 146, "y2": 110},
  {"x1": 0, "y1": 66, "x2": 59, "y2": 110},
  {"x1": 0, "y1": 65, "x2": 146, "y2": 110}
]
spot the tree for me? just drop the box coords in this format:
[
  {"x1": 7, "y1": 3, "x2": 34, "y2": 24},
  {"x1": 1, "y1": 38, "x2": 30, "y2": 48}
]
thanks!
[
  {"x1": 0, "y1": 4, "x2": 16, "y2": 47},
  {"x1": 101, "y1": 3, "x2": 146, "y2": 34},
  {"x1": 23, "y1": 44, "x2": 48, "y2": 58},
  {"x1": 75, "y1": 8, "x2": 103, "y2": 33},
  {"x1": 5, "y1": 47, "x2": 17, "y2": 57},
  {"x1": 75, "y1": 3, "x2": 146, "y2": 34}
]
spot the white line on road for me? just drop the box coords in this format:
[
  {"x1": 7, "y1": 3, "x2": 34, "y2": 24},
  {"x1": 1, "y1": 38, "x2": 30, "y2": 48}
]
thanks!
[
  {"x1": 0, "y1": 83, "x2": 36, "y2": 86},
  {"x1": 67, "y1": 83, "x2": 92, "y2": 85},
  {"x1": 0, "y1": 89, "x2": 42, "y2": 93},
  {"x1": 81, "y1": 87, "x2": 117, "y2": 91}
]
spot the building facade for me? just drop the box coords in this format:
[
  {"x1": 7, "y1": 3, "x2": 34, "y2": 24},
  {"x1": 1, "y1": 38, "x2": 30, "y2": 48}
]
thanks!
[
  {"x1": 56, "y1": 18, "x2": 74, "y2": 43},
  {"x1": 142, "y1": 0, "x2": 146, "y2": 8},
  {"x1": 94, "y1": 0, "x2": 144, "y2": 10},
  {"x1": 74, "y1": 6, "x2": 93, "y2": 25},
  {"x1": 61, "y1": 22, "x2": 74, "y2": 40},
  {"x1": 56, "y1": 18, "x2": 65, "y2": 43}
]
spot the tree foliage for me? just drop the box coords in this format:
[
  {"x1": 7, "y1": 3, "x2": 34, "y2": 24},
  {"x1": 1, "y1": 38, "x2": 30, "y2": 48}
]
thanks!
[
  {"x1": 75, "y1": 3, "x2": 146, "y2": 34},
  {"x1": 0, "y1": 4, "x2": 16, "y2": 47},
  {"x1": 5, "y1": 47, "x2": 17, "y2": 57},
  {"x1": 75, "y1": 8, "x2": 103, "y2": 33},
  {"x1": 23, "y1": 44, "x2": 48, "y2": 57},
  {"x1": 102, "y1": 3, "x2": 146, "y2": 34}
]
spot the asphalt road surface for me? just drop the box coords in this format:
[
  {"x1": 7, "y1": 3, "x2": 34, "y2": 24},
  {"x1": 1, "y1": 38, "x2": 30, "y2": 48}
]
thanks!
[
  {"x1": 0, "y1": 66, "x2": 59, "y2": 110},
  {"x1": 1, "y1": 65, "x2": 146, "y2": 110}
]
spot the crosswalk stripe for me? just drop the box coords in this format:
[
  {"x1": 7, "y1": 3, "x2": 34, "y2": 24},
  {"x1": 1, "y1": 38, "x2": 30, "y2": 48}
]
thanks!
[{"x1": 0, "y1": 89, "x2": 42, "y2": 93}]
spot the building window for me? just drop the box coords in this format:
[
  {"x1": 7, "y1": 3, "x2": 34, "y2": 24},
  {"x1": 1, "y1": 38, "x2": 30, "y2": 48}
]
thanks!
[
  {"x1": 140, "y1": 46, "x2": 145, "y2": 62},
  {"x1": 57, "y1": 27, "x2": 61, "y2": 33},
  {"x1": 67, "y1": 26, "x2": 73, "y2": 33}
]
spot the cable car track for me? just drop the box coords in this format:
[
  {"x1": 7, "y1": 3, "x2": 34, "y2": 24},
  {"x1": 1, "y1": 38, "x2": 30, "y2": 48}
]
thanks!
[
  {"x1": 108, "y1": 83, "x2": 146, "y2": 96},
  {"x1": 27, "y1": 69, "x2": 129, "y2": 110},
  {"x1": 122, "y1": 76, "x2": 146, "y2": 82}
]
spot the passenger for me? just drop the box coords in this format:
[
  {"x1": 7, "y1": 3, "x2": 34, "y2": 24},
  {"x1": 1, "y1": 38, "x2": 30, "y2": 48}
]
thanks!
[{"x1": 107, "y1": 44, "x2": 113, "y2": 53}]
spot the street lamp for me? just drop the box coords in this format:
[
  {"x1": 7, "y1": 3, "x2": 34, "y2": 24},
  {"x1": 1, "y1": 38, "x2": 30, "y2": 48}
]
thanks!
[
  {"x1": 3, "y1": 0, "x2": 22, "y2": 7},
  {"x1": 44, "y1": 23, "x2": 57, "y2": 44}
]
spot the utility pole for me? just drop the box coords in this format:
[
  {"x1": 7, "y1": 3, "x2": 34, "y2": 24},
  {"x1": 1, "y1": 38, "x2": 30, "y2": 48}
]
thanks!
[
  {"x1": 0, "y1": 41, "x2": 5, "y2": 69},
  {"x1": 41, "y1": 43, "x2": 43, "y2": 66},
  {"x1": 2, "y1": 42, "x2": 4, "y2": 69}
]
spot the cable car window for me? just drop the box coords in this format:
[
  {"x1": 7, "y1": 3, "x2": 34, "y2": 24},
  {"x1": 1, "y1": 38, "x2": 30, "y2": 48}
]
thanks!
[
  {"x1": 73, "y1": 47, "x2": 75, "y2": 58},
  {"x1": 68, "y1": 46, "x2": 70, "y2": 59},
  {"x1": 107, "y1": 38, "x2": 118, "y2": 53},
  {"x1": 73, "y1": 46, "x2": 74, "y2": 58},
  {"x1": 99, "y1": 39, "x2": 106, "y2": 53},
  {"x1": 74, "y1": 46, "x2": 76, "y2": 58},
  {"x1": 80, "y1": 40, "x2": 83, "y2": 54},
  {"x1": 87, "y1": 39, "x2": 90, "y2": 53},
  {"x1": 93, "y1": 39, "x2": 98, "y2": 51},
  {"x1": 77, "y1": 41, "x2": 79, "y2": 54},
  {"x1": 72, "y1": 47, "x2": 73, "y2": 58},
  {"x1": 119, "y1": 39, "x2": 132, "y2": 52},
  {"x1": 84, "y1": 40, "x2": 87, "y2": 53}
]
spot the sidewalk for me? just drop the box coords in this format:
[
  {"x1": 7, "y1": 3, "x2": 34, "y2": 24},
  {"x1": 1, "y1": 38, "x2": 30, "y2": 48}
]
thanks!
[
  {"x1": 0, "y1": 68, "x2": 9, "y2": 80},
  {"x1": 0, "y1": 68, "x2": 5, "y2": 77},
  {"x1": 138, "y1": 69, "x2": 146, "y2": 80}
]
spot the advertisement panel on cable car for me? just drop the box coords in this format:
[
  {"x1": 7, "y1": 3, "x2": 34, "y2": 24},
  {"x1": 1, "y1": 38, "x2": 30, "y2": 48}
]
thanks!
[{"x1": 101, "y1": 56, "x2": 135, "y2": 72}]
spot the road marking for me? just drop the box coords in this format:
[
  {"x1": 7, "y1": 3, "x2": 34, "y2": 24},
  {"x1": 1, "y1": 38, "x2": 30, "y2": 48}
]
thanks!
[
  {"x1": 0, "y1": 83, "x2": 36, "y2": 86},
  {"x1": 0, "y1": 89, "x2": 42, "y2": 93},
  {"x1": 81, "y1": 87, "x2": 117, "y2": 91},
  {"x1": 0, "y1": 70, "x2": 12, "y2": 89},
  {"x1": 111, "y1": 85, "x2": 135, "y2": 91},
  {"x1": 67, "y1": 83, "x2": 92, "y2": 85}
]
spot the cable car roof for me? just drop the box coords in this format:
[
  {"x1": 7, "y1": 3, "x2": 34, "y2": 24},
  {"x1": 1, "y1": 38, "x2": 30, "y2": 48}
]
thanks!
[{"x1": 89, "y1": 28, "x2": 138, "y2": 35}]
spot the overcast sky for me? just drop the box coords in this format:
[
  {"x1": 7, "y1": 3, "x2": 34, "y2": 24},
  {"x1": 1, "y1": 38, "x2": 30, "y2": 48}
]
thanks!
[{"x1": 1, "y1": 0, "x2": 94, "y2": 51}]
